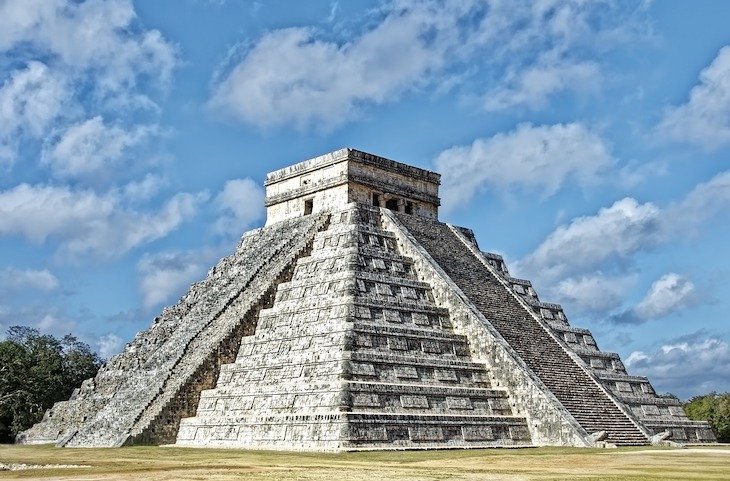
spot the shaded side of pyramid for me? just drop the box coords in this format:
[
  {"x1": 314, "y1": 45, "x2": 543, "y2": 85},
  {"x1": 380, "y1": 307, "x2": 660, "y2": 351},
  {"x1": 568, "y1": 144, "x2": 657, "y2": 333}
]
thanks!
[
  {"x1": 386, "y1": 210, "x2": 715, "y2": 445},
  {"x1": 475, "y1": 248, "x2": 716, "y2": 443}
]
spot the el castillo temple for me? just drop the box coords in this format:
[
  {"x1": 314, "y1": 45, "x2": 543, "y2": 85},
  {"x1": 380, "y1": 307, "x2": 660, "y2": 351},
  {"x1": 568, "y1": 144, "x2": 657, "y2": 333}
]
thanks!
[{"x1": 19, "y1": 149, "x2": 715, "y2": 449}]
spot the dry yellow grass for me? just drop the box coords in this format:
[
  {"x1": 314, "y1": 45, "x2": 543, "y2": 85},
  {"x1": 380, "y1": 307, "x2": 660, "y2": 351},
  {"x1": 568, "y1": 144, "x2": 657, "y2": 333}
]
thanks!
[{"x1": 0, "y1": 444, "x2": 728, "y2": 480}]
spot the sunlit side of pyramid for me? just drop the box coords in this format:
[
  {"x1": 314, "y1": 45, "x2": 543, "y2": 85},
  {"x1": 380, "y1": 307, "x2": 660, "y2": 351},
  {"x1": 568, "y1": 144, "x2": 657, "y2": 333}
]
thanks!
[{"x1": 19, "y1": 148, "x2": 715, "y2": 449}]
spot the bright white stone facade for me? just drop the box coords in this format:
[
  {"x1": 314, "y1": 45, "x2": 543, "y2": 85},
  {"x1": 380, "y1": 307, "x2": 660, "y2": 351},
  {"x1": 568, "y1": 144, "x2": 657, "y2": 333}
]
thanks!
[{"x1": 265, "y1": 148, "x2": 440, "y2": 224}]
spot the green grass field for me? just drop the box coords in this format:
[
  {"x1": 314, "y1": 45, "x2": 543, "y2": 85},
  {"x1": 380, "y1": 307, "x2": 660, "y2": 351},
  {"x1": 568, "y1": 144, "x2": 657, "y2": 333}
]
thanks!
[{"x1": 1, "y1": 444, "x2": 728, "y2": 480}]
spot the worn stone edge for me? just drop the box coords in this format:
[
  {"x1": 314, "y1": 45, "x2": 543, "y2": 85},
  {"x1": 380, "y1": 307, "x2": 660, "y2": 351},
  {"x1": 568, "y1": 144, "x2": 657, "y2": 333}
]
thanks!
[
  {"x1": 446, "y1": 224, "x2": 653, "y2": 443},
  {"x1": 381, "y1": 209, "x2": 592, "y2": 447}
]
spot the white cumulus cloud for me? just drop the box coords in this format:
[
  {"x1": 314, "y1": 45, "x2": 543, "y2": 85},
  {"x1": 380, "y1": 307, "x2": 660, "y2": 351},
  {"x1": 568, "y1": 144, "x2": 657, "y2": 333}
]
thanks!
[
  {"x1": 0, "y1": 267, "x2": 60, "y2": 295},
  {"x1": 435, "y1": 122, "x2": 615, "y2": 210},
  {"x1": 42, "y1": 116, "x2": 157, "y2": 179},
  {"x1": 137, "y1": 249, "x2": 217, "y2": 310},
  {"x1": 664, "y1": 170, "x2": 730, "y2": 236},
  {"x1": 209, "y1": 0, "x2": 643, "y2": 130},
  {"x1": 515, "y1": 170, "x2": 730, "y2": 320},
  {"x1": 485, "y1": 60, "x2": 601, "y2": 111},
  {"x1": 0, "y1": 0, "x2": 177, "y2": 166},
  {"x1": 215, "y1": 178, "x2": 265, "y2": 236},
  {"x1": 97, "y1": 333, "x2": 123, "y2": 359},
  {"x1": 658, "y1": 45, "x2": 730, "y2": 151},
  {"x1": 0, "y1": 0, "x2": 177, "y2": 94},
  {"x1": 633, "y1": 273, "x2": 697, "y2": 320},
  {"x1": 554, "y1": 273, "x2": 636, "y2": 315},
  {"x1": 611, "y1": 273, "x2": 698, "y2": 324},
  {"x1": 0, "y1": 62, "x2": 68, "y2": 165},
  {"x1": 625, "y1": 335, "x2": 730, "y2": 399},
  {"x1": 516, "y1": 197, "x2": 661, "y2": 282},
  {"x1": 0, "y1": 184, "x2": 208, "y2": 260},
  {"x1": 209, "y1": 11, "x2": 452, "y2": 131}
]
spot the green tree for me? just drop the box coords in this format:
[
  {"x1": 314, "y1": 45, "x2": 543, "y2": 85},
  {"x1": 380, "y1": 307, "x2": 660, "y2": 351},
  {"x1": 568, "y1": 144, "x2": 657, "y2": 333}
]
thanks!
[
  {"x1": 0, "y1": 326, "x2": 102, "y2": 443},
  {"x1": 684, "y1": 392, "x2": 730, "y2": 442}
]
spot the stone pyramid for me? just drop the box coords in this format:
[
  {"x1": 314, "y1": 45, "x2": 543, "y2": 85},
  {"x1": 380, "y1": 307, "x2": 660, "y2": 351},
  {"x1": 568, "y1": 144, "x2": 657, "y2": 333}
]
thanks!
[{"x1": 19, "y1": 149, "x2": 715, "y2": 449}]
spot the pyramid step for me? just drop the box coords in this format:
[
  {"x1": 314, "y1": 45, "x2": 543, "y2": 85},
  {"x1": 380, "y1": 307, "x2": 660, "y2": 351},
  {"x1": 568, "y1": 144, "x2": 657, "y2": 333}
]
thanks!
[
  {"x1": 352, "y1": 322, "x2": 467, "y2": 341},
  {"x1": 348, "y1": 351, "x2": 492, "y2": 372},
  {"x1": 347, "y1": 381, "x2": 514, "y2": 415},
  {"x1": 344, "y1": 412, "x2": 531, "y2": 447},
  {"x1": 171, "y1": 202, "x2": 534, "y2": 450},
  {"x1": 177, "y1": 411, "x2": 532, "y2": 449},
  {"x1": 346, "y1": 380, "x2": 510, "y2": 397}
]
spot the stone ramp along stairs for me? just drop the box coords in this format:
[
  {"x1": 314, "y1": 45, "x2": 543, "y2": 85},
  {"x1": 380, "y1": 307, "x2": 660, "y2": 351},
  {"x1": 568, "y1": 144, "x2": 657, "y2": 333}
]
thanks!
[
  {"x1": 18, "y1": 148, "x2": 715, "y2": 449},
  {"x1": 392, "y1": 211, "x2": 649, "y2": 446}
]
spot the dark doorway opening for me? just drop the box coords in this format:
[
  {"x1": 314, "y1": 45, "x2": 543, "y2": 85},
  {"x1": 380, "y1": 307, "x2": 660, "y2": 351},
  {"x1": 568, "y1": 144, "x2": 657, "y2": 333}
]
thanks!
[
  {"x1": 372, "y1": 193, "x2": 380, "y2": 207},
  {"x1": 304, "y1": 199, "x2": 313, "y2": 215},
  {"x1": 385, "y1": 198, "x2": 399, "y2": 211}
]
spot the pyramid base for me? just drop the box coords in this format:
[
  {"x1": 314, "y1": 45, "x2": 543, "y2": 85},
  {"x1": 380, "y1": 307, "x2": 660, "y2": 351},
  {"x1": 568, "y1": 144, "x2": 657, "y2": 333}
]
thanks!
[{"x1": 176, "y1": 412, "x2": 532, "y2": 451}]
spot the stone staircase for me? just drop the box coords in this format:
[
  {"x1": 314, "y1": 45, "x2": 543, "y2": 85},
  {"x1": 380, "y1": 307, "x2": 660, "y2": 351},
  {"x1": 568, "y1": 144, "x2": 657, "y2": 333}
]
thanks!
[
  {"x1": 394, "y1": 213, "x2": 649, "y2": 446},
  {"x1": 176, "y1": 205, "x2": 532, "y2": 449},
  {"x1": 486, "y1": 243, "x2": 716, "y2": 444}
]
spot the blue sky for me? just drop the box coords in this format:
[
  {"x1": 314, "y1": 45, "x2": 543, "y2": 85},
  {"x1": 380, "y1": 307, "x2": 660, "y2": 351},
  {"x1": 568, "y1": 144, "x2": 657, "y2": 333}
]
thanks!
[{"x1": 0, "y1": 0, "x2": 728, "y2": 400}]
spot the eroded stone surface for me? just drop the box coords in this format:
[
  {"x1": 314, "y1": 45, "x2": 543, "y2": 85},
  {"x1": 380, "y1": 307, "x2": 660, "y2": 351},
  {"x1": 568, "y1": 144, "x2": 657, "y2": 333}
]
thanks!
[
  {"x1": 18, "y1": 213, "x2": 329, "y2": 447},
  {"x1": 177, "y1": 205, "x2": 532, "y2": 450},
  {"x1": 18, "y1": 148, "x2": 715, "y2": 449}
]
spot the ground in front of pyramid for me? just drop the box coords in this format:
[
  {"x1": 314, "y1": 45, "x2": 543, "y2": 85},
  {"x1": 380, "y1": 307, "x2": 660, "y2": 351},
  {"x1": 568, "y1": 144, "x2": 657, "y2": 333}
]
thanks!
[{"x1": 18, "y1": 148, "x2": 716, "y2": 450}]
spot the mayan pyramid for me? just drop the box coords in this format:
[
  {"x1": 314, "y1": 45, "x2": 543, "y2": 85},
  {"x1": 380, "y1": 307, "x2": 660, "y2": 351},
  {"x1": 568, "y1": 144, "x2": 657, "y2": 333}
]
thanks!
[{"x1": 19, "y1": 148, "x2": 715, "y2": 449}]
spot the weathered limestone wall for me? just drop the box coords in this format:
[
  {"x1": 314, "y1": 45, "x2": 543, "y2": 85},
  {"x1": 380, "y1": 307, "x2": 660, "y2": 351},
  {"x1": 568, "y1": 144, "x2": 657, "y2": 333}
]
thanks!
[
  {"x1": 16, "y1": 247, "x2": 228, "y2": 445},
  {"x1": 18, "y1": 214, "x2": 329, "y2": 447},
  {"x1": 266, "y1": 183, "x2": 348, "y2": 226},
  {"x1": 346, "y1": 152, "x2": 439, "y2": 219},
  {"x1": 381, "y1": 209, "x2": 591, "y2": 446},
  {"x1": 265, "y1": 149, "x2": 440, "y2": 224},
  {"x1": 19, "y1": 148, "x2": 715, "y2": 450},
  {"x1": 177, "y1": 204, "x2": 532, "y2": 450},
  {"x1": 342, "y1": 207, "x2": 529, "y2": 449}
]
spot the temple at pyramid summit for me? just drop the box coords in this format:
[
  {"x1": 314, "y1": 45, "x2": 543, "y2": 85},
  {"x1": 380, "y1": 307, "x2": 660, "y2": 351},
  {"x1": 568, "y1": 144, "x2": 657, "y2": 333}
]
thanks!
[{"x1": 19, "y1": 148, "x2": 715, "y2": 449}]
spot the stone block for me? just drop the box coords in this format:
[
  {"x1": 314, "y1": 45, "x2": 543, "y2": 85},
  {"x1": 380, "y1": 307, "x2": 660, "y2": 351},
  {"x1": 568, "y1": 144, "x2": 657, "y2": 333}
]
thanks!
[
  {"x1": 445, "y1": 397, "x2": 473, "y2": 410},
  {"x1": 350, "y1": 362, "x2": 376, "y2": 377},
  {"x1": 352, "y1": 393, "x2": 380, "y2": 407},
  {"x1": 400, "y1": 396, "x2": 429, "y2": 408},
  {"x1": 434, "y1": 369, "x2": 458, "y2": 382},
  {"x1": 409, "y1": 426, "x2": 444, "y2": 441},
  {"x1": 462, "y1": 425, "x2": 493, "y2": 441},
  {"x1": 394, "y1": 366, "x2": 419, "y2": 379}
]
